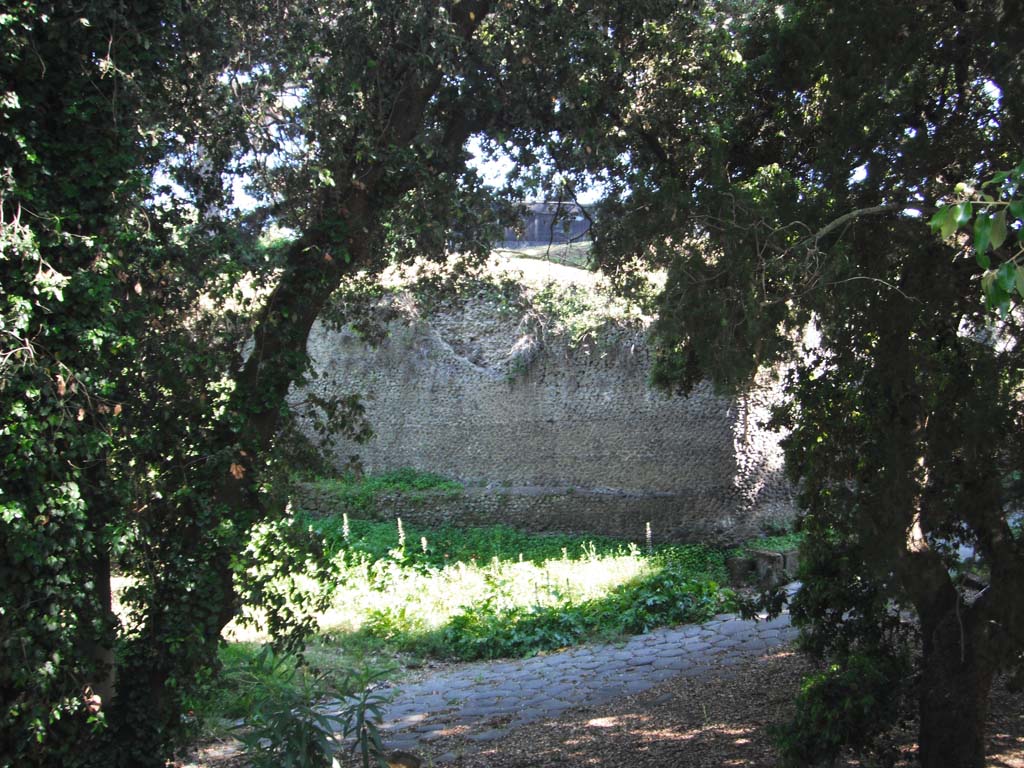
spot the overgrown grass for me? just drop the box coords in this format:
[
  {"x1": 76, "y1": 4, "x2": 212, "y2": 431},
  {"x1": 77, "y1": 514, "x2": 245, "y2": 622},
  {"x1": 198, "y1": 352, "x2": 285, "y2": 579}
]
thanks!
[
  {"x1": 493, "y1": 241, "x2": 593, "y2": 267},
  {"x1": 305, "y1": 516, "x2": 732, "y2": 659}
]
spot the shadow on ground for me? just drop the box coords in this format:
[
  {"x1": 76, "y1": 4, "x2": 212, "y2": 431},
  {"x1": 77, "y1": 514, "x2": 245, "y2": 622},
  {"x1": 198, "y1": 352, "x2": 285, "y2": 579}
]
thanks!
[{"x1": 439, "y1": 649, "x2": 1023, "y2": 768}]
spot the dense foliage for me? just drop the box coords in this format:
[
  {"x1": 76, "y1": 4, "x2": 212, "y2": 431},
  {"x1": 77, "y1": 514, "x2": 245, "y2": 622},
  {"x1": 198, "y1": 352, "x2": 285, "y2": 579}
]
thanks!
[
  {"x1": 542, "y1": 2, "x2": 1024, "y2": 766},
  {"x1": 311, "y1": 514, "x2": 730, "y2": 660},
  {"x1": 190, "y1": 517, "x2": 732, "y2": 735},
  {"x1": 4, "y1": 1, "x2": 1023, "y2": 766},
  {"x1": 0, "y1": 2, "x2": 670, "y2": 765}
]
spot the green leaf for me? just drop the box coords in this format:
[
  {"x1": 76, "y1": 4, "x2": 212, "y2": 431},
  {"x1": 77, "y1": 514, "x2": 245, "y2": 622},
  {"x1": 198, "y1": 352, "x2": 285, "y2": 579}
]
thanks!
[
  {"x1": 954, "y1": 201, "x2": 973, "y2": 226},
  {"x1": 976, "y1": 247, "x2": 990, "y2": 270},
  {"x1": 930, "y1": 206, "x2": 957, "y2": 240},
  {"x1": 990, "y1": 209, "x2": 1008, "y2": 250},
  {"x1": 1009, "y1": 200, "x2": 1024, "y2": 220},
  {"x1": 1015, "y1": 265, "x2": 1024, "y2": 298},
  {"x1": 981, "y1": 270, "x2": 997, "y2": 298},
  {"x1": 982, "y1": 171, "x2": 1009, "y2": 188},
  {"x1": 997, "y1": 261, "x2": 1017, "y2": 293},
  {"x1": 974, "y1": 213, "x2": 992, "y2": 256}
]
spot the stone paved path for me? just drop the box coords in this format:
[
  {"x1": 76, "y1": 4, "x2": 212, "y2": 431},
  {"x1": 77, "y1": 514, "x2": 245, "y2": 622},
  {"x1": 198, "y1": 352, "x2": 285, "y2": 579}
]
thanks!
[{"x1": 323, "y1": 586, "x2": 800, "y2": 763}]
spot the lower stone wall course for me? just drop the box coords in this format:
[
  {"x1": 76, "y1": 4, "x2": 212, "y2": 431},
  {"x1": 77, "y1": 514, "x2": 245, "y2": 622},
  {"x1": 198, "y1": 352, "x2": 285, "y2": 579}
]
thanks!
[{"x1": 293, "y1": 484, "x2": 789, "y2": 546}]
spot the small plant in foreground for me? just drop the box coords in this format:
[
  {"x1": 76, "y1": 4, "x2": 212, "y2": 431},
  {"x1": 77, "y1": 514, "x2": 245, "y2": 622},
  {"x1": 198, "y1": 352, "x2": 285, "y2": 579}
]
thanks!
[
  {"x1": 335, "y1": 666, "x2": 396, "y2": 768},
  {"x1": 232, "y1": 647, "x2": 340, "y2": 768},
  {"x1": 232, "y1": 647, "x2": 397, "y2": 768}
]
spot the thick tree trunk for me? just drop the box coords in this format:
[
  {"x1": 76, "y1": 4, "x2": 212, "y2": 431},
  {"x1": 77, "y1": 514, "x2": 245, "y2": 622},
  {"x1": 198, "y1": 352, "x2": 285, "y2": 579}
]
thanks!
[{"x1": 917, "y1": 610, "x2": 993, "y2": 768}]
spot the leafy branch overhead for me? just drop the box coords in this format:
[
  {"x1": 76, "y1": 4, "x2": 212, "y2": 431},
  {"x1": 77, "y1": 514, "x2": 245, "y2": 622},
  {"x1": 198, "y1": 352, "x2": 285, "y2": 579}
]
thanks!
[{"x1": 930, "y1": 159, "x2": 1024, "y2": 315}]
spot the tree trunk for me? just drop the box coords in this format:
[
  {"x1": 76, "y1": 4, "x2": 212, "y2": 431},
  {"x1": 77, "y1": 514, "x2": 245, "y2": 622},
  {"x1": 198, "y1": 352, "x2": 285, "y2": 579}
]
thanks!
[{"x1": 917, "y1": 609, "x2": 993, "y2": 768}]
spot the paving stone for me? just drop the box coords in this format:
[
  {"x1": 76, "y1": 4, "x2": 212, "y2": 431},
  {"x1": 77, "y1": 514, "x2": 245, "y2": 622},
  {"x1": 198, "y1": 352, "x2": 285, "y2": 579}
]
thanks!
[
  {"x1": 382, "y1": 711, "x2": 429, "y2": 729},
  {"x1": 663, "y1": 657, "x2": 697, "y2": 672},
  {"x1": 383, "y1": 735, "x2": 421, "y2": 752},
  {"x1": 623, "y1": 678, "x2": 652, "y2": 694},
  {"x1": 681, "y1": 637, "x2": 713, "y2": 653},
  {"x1": 716, "y1": 619, "x2": 754, "y2": 637},
  {"x1": 628, "y1": 654, "x2": 658, "y2": 666},
  {"x1": 648, "y1": 668, "x2": 681, "y2": 683},
  {"x1": 760, "y1": 614, "x2": 794, "y2": 631}
]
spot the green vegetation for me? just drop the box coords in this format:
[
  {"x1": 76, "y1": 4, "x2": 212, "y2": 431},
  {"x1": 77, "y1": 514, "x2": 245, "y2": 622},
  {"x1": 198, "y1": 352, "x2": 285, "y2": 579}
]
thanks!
[
  {"x1": 192, "y1": 517, "x2": 733, "y2": 731},
  {"x1": 774, "y1": 650, "x2": 912, "y2": 768},
  {"x1": 728, "y1": 532, "x2": 805, "y2": 560},
  {"x1": 5, "y1": 0, "x2": 1022, "y2": 766},
  {"x1": 306, "y1": 469, "x2": 463, "y2": 517},
  {"x1": 307, "y1": 516, "x2": 732, "y2": 661},
  {"x1": 528, "y1": 280, "x2": 641, "y2": 347},
  {"x1": 493, "y1": 241, "x2": 593, "y2": 268}
]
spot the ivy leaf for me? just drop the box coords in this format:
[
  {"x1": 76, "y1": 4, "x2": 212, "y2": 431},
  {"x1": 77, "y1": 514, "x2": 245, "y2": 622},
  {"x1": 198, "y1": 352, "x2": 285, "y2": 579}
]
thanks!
[
  {"x1": 981, "y1": 171, "x2": 1009, "y2": 188},
  {"x1": 997, "y1": 261, "x2": 1017, "y2": 293},
  {"x1": 929, "y1": 206, "x2": 958, "y2": 240},
  {"x1": 990, "y1": 208, "x2": 1008, "y2": 250},
  {"x1": 953, "y1": 201, "x2": 973, "y2": 226},
  {"x1": 973, "y1": 213, "x2": 992, "y2": 258},
  {"x1": 981, "y1": 269, "x2": 997, "y2": 299}
]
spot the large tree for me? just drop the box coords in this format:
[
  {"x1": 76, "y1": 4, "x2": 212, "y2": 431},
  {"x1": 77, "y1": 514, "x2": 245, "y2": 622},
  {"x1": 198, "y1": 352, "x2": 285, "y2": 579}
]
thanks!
[
  {"x1": 564, "y1": 1, "x2": 1024, "y2": 765},
  {"x1": 0, "y1": 1, "x2": 663, "y2": 765}
]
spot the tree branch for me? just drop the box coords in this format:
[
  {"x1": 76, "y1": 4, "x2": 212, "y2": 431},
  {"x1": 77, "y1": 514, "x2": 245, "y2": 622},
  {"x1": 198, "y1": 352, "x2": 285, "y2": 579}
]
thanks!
[{"x1": 798, "y1": 203, "x2": 903, "y2": 250}]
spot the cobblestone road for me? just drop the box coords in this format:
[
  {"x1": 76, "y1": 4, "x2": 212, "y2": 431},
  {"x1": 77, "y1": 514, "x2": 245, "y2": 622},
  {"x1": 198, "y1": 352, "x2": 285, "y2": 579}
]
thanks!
[{"x1": 324, "y1": 586, "x2": 800, "y2": 764}]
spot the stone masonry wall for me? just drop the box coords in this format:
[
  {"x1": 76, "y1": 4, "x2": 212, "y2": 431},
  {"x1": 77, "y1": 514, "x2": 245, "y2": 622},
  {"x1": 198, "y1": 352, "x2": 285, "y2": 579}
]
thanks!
[{"x1": 294, "y1": 258, "x2": 795, "y2": 545}]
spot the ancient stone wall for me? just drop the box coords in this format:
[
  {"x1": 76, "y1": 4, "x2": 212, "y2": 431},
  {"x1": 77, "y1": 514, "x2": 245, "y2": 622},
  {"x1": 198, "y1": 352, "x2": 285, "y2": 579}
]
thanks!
[{"x1": 295, "y1": 258, "x2": 795, "y2": 544}]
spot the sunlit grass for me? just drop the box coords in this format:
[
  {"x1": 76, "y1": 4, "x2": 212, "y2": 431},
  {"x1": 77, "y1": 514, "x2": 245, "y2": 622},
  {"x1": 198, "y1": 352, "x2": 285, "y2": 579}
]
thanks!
[
  {"x1": 224, "y1": 531, "x2": 665, "y2": 650},
  {"x1": 319, "y1": 547, "x2": 654, "y2": 635},
  {"x1": 115, "y1": 513, "x2": 739, "y2": 667}
]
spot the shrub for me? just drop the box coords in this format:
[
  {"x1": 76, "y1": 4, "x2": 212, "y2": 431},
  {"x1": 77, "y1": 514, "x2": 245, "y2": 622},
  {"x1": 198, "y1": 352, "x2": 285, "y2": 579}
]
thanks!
[
  {"x1": 232, "y1": 647, "x2": 395, "y2": 768},
  {"x1": 774, "y1": 650, "x2": 911, "y2": 767}
]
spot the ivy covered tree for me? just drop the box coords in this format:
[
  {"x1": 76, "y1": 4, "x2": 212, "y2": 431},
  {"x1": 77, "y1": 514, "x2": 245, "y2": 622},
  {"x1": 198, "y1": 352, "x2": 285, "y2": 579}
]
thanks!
[
  {"x1": 0, "y1": 3, "x2": 236, "y2": 763},
  {"x1": 0, "y1": 1, "x2": 663, "y2": 765},
  {"x1": 558, "y1": 1, "x2": 1024, "y2": 766}
]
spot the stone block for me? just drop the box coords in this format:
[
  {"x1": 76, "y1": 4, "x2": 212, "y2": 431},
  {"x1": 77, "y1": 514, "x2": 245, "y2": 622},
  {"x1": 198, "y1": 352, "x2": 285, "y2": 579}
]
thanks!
[
  {"x1": 726, "y1": 556, "x2": 755, "y2": 585},
  {"x1": 748, "y1": 549, "x2": 786, "y2": 588},
  {"x1": 782, "y1": 549, "x2": 800, "y2": 579}
]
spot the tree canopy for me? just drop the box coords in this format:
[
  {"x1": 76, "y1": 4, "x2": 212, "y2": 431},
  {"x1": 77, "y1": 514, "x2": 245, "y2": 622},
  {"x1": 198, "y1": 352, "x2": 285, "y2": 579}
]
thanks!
[
  {"x1": 2, "y1": 1, "x2": 1023, "y2": 767},
  {"x1": 553, "y1": 2, "x2": 1024, "y2": 766},
  {"x1": 1, "y1": 1, "x2": 659, "y2": 764}
]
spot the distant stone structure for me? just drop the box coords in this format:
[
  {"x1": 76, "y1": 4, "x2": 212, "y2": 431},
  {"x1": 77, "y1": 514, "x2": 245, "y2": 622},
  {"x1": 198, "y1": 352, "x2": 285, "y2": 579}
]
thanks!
[
  {"x1": 295, "y1": 258, "x2": 795, "y2": 545},
  {"x1": 499, "y1": 201, "x2": 591, "y2": 246}
]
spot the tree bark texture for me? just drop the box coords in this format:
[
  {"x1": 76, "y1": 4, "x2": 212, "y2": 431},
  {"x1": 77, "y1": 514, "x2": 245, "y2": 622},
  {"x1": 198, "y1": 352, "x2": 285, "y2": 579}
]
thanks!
[{"x1": 917, "y1": 607, "x2": 993, "y2": 768}]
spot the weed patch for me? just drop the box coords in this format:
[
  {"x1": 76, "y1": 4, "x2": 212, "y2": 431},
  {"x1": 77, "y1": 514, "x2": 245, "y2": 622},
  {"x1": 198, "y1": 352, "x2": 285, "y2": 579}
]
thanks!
[{"x1": 305, "y1": 468, "x2": 463, "y2": 518}]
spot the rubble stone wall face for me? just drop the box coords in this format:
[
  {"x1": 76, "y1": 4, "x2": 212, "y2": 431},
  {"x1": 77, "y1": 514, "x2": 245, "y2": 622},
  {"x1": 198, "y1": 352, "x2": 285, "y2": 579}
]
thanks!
[{"x1": 297, "y1": 289, "x2": 795, "y2": 545}]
